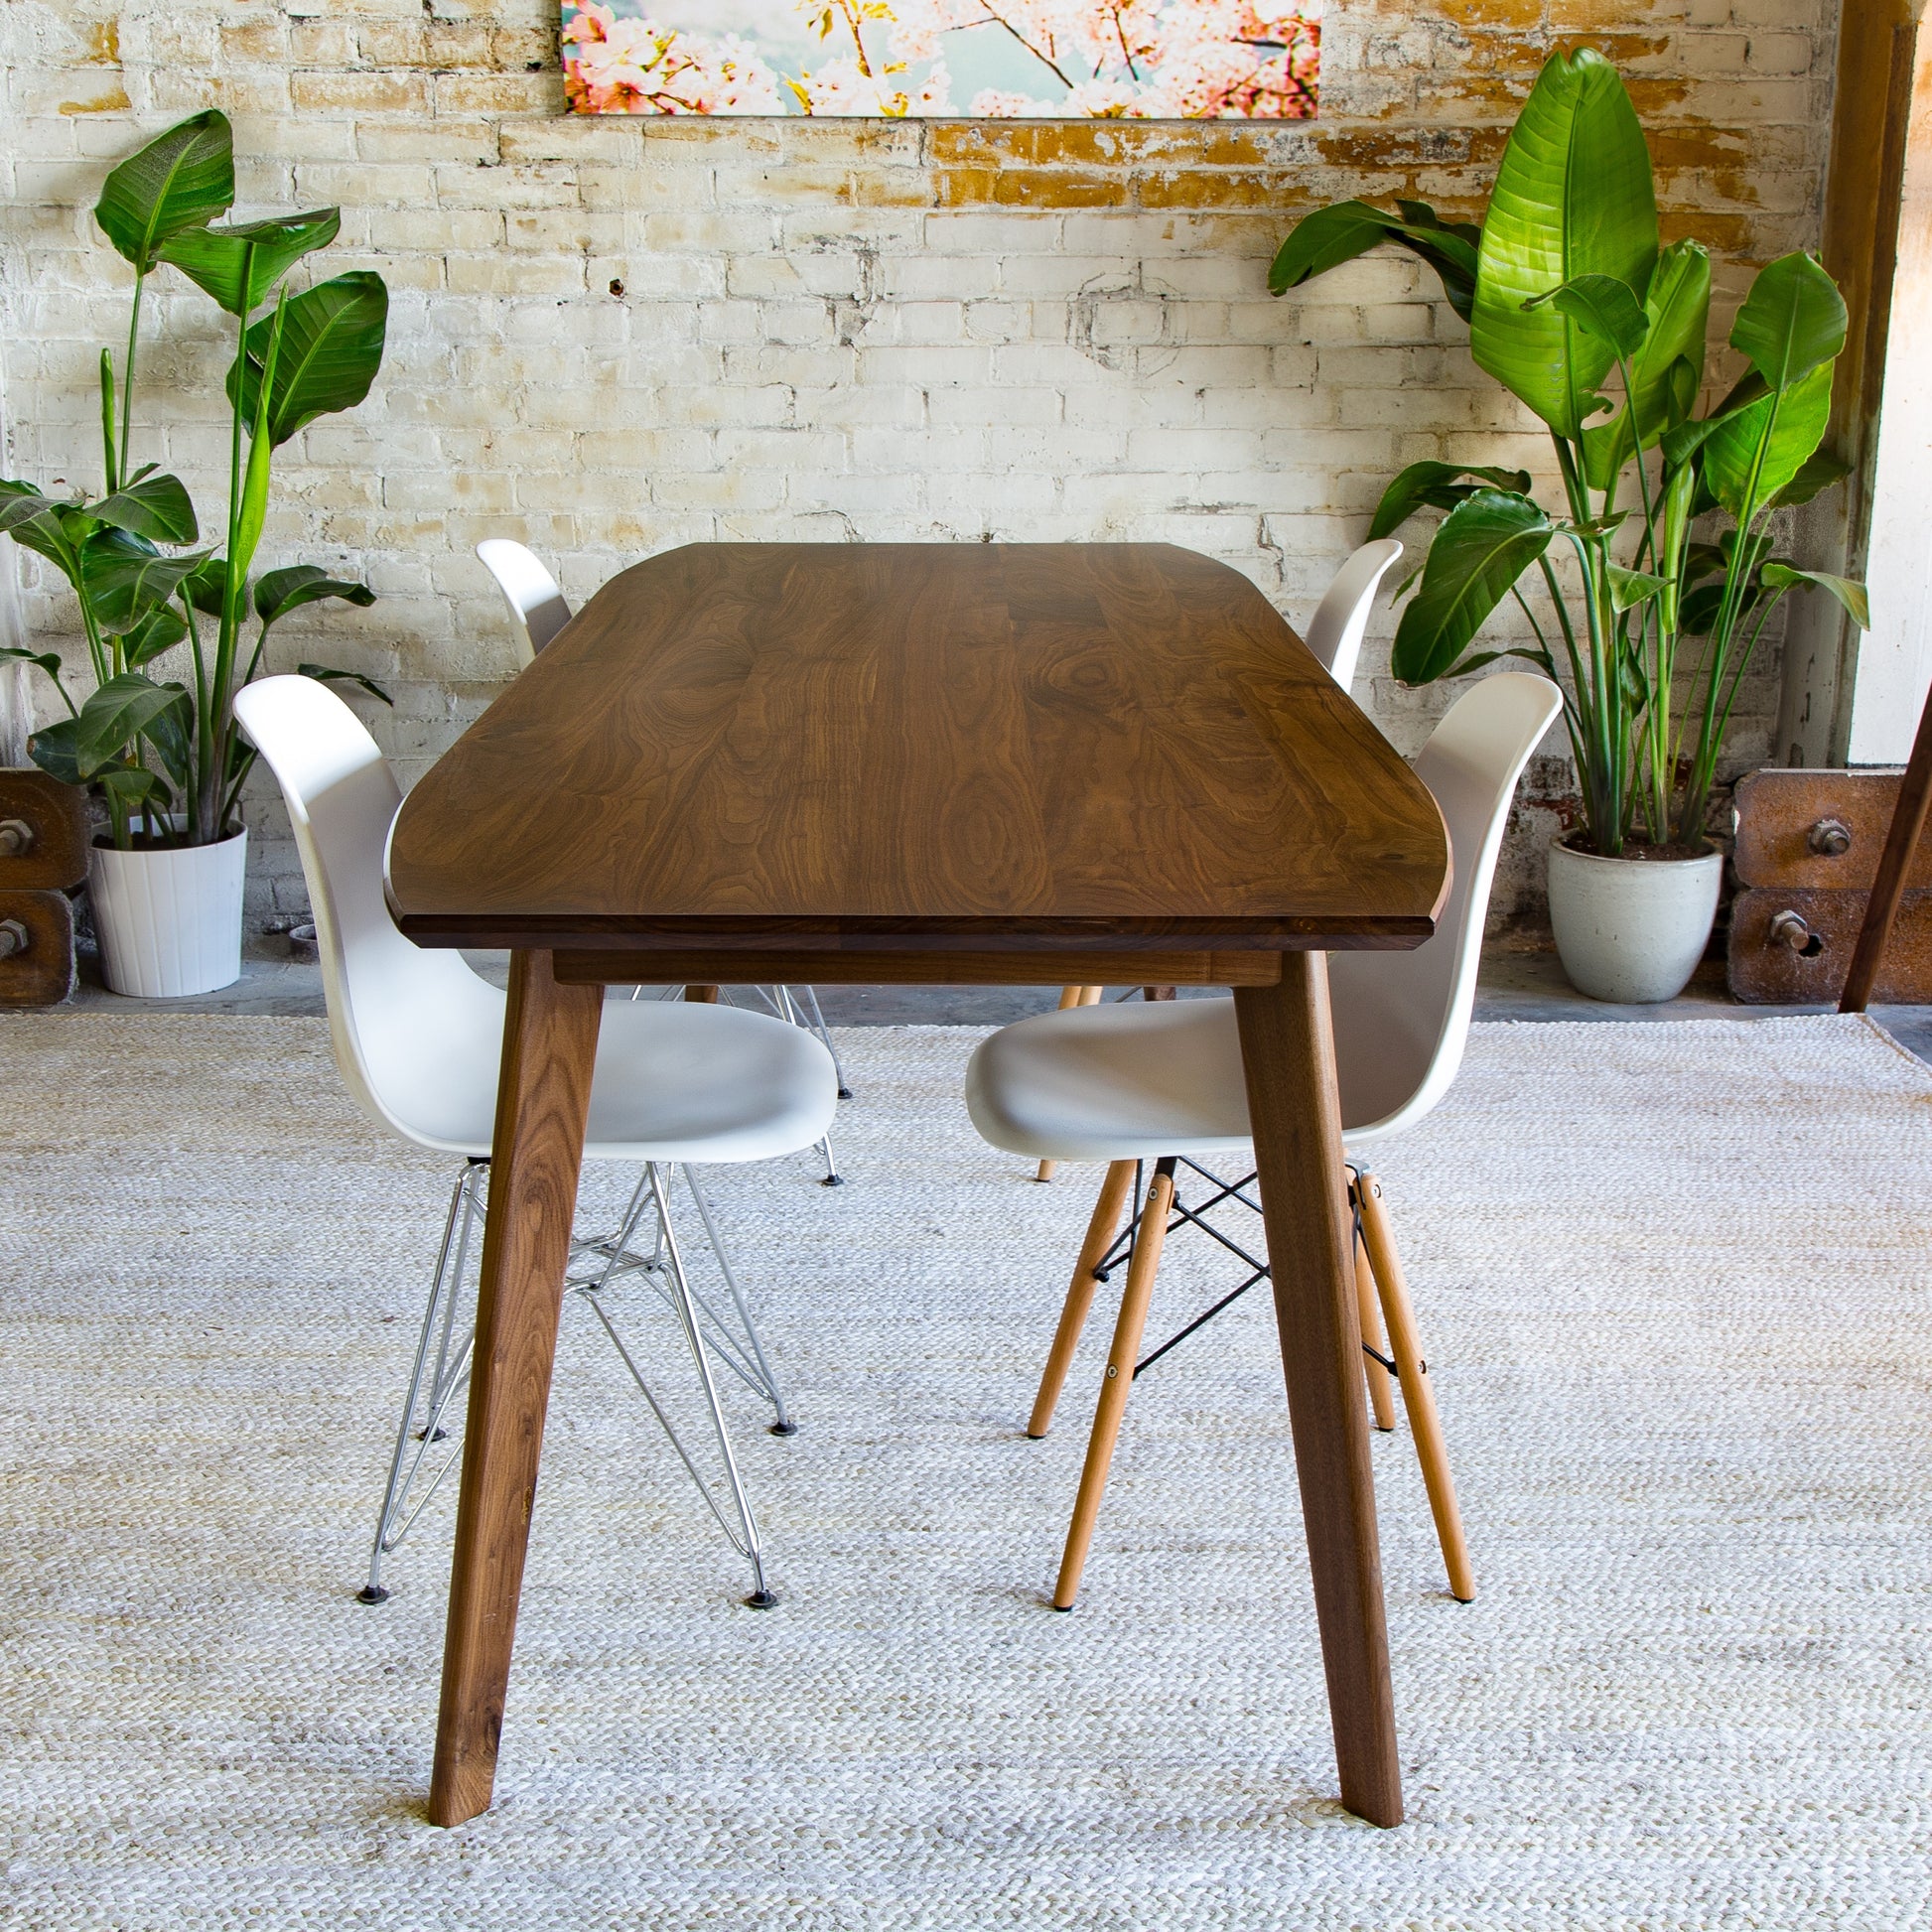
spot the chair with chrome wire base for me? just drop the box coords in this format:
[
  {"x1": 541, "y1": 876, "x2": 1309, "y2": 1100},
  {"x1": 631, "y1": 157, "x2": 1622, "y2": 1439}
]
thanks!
[
  {"x1": 235, "y1": 674, "x2": 838, "y2": 1610},
  {"x1": 476, "y1": 538, "x2": 855, "y2": 1163},
  {"x1": 966, "y1": 672, "x2": 1562, "y2": 1610}
]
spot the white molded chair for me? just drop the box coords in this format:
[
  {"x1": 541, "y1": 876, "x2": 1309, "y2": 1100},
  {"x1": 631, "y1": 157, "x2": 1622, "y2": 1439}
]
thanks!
[
  {"x1": 967, "y1": 671, "x2": 1562, "y2": 1609},
  {"x1": 235, "y1": 673, "x2": 839, "y2": 1608},
  {"x1": 1305, "y1": 536, "x2": 1404, "y2": 692},
  {"x1": 475, "y1": 537, "x2": 572, "y2": 657},
  {"x1": 1035, "y1": 537, "x2": 1404, "y2": 1177},
  {"x1": 475, "y1": 539, "x2": 854, "y2": 1136}
]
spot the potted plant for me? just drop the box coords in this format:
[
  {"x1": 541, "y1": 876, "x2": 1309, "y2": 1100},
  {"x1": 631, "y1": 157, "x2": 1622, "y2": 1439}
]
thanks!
[
  {"x1": 0, "y1": 110, "x2": 388, "y2": 997},
  {"x1": 1270, "y1": 48, "x2": 1867, "y2": 1002}
]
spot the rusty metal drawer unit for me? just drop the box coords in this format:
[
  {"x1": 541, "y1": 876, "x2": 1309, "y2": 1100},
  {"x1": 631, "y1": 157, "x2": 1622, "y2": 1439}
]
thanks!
[
  {"x1": 0, "y1": 769, "x2": 87, "y2": 1008},
  {"x1": 1728, "y1": 767, "x2": 1932, "y2": 1004}
]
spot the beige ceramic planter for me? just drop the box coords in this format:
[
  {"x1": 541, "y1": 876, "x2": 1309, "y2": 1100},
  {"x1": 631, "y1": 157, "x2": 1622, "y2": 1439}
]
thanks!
[{"x1": 1546, "y1": 836, "x2": 1722, "y2": 1004}]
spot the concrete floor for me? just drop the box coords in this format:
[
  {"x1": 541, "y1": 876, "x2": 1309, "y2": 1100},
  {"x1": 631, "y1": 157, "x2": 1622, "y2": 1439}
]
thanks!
[{"x1": 42, "y1": 936, "x2": 1932, "y2": 1064}]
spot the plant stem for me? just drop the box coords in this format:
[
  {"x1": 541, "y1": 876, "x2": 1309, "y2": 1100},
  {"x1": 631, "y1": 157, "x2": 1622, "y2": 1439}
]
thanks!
[{"x1": 120, "y1": 271, "x2": 144, "y2": 493}]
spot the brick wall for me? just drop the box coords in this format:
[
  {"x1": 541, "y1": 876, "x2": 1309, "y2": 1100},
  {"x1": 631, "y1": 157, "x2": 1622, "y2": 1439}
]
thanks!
[{"x1": 0, "y1": 0, "x2": 1840, "y2": 933}]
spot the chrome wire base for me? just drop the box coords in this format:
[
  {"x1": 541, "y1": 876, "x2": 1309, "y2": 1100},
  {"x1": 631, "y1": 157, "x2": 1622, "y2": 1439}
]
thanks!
[{"x1": 358, "y1": 1158, "x2": 786, "y2": 1608}]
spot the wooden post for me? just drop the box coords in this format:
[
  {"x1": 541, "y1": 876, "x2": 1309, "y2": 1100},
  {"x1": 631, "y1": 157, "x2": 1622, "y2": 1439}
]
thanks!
[
  {"x1": 1234, "y1": 955, "x2": 1402, "y2": 1830},
  {"x1": 1842, "y1": 679, "x2": 1932, "y2": 1010},
  {"x1": 428, "y1": 951, "x2": 602, "y2": 1827}
]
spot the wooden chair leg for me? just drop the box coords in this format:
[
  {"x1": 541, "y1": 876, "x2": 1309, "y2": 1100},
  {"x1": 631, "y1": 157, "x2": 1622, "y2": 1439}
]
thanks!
[
  {"x1": 1355, "y1": 1229, "x2": 1397, "y2": 1432},
  {"x1": 1028, "y1": 1159, "x2": 1136, "y2": 1439},
  {"x1": 1035, "y1": 987, "x2": 1106, "y2": 1181},
  {"x1": 1352, "y1": 1170, "x2": 1474, "y2": 1603},
  {"x1": 1053, "y1": 1160, "x2": 1175, "y2": 1609}
]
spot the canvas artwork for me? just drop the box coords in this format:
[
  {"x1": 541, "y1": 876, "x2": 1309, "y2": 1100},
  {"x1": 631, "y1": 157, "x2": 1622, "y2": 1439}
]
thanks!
[{"x1": 560, "y1": 3, "x2": 1321, "y2": 119}]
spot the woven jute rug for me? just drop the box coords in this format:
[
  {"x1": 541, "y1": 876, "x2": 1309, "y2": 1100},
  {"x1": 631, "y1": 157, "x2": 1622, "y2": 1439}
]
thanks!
[{"x1": 2, "y1": 1012, "x2": 1930, "y2": 1929}]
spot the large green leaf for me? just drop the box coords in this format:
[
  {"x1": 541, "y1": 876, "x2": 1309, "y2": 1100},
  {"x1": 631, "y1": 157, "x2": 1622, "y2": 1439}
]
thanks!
[
  {"x1": 1390, "y1": 489, "x2": 1555, "y2": 684},
  {"x1": 72, "y1": 672, "x2": 192, "y2": 778},
  {"x1": 90, "y1": 473, "x2": 199, "y2": 547},
  {"x1": 1583, "y1": 239, "x2": 1711, "y2": 488},
  {"x1": 94, "y1": 110, "x2": 234, "y2": 274},
  {"x1": 1760, "y1": 562, "x2": 1869, "y2": 628},
  {"x1": 1701, "y1": 359, "x2": 1834, "y2": 520},
  {"x1": 256, "y1": 565, "x2": 376, "y2": 628},
  {"x1": 1769, "y1": 448, "x2": 1852, "y2": 510},
  {"x1": 1271, "y1": 199, "x2": 1482, "y2": 323},
  {"x1": 1469, "y1": 49, "x2": 1659, "y2": 440},
  {"x1": 1538, "y1": 272, "x2": 1649, "y2": 358},
  {"x1": 226, "y1": 272, "x2": 388, "y2": 447},
  {"x1": 1730, "y1": 251, "x2": 1847, "y2": 389},
  {"x1": 296, "y1": 662, "x2": 393, "y2": 707},
  {"x1": 159, "y1": 209, "x2": 342, "y2": 317},
  {"x1": 1368, "y1": 461, "x2": 1536, "y2": 540},
  {"x1": 27, "y1": 718, "x2": 83, "y2": 787},
  {"x1": 115, "y1": 601, "x2": 190, "y2": 667},
  {"x1": 77, "y1": 529, "x2": 208, "y2": 634}
]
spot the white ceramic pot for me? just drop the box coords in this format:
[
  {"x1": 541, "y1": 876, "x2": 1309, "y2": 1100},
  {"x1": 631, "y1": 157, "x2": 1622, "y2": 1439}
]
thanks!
[
  {"x1": 1546, "y1": 836, "x2": 1722, "y2": 1004},
  {"x1": 87, "y1": 822, "x2": 247, "y2": 998}
]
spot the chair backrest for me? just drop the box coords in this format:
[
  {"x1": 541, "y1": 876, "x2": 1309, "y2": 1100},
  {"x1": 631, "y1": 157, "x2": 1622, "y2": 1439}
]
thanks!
[
  {"x1": 1329, "y1": 671, "x2": 1562, "y2": 1138},
  {"x1": 234, "y1": 676, "x2": 505, "y2": 1153},
  {"x1": 1303, "y1": 538, "x2": 1403, "y2": 690},
  {"x1": 477, "y1": 538, "x2": 572, "y2": 662}
]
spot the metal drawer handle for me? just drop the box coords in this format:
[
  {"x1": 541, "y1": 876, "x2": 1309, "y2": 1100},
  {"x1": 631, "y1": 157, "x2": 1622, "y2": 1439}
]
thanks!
[
  {"x1": 1770, "y1": 909, "x2": 1825, "y2": 957},
  {"x1": 0, "y1": 818, "x2": 34, "y2": 858},
  {"x1": 0, "y1": 918, "x2": 29, "y2": 960},
  {"x1": 1807, "y1": 817, "x2": 1852, "y2": 857}
]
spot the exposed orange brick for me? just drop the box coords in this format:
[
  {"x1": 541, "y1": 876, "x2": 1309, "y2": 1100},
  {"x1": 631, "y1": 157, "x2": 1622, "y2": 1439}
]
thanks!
[{"x1": 989, "y1": 168, "x2": 1129, "y2": 208}]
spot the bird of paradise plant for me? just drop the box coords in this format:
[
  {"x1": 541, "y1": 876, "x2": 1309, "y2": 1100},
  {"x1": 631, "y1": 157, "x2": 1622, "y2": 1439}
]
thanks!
[
  {"x1": 0, "y1": 110, "x2": 388, "y2": 853},
  {"x1": 1272, "y1": 47, "x2": 1866, "y2": 857}
]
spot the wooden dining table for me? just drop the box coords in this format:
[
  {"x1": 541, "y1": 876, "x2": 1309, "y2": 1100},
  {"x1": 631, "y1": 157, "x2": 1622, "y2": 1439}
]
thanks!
[{"x1": 384, "y1": 540, "x2": 1449, "y2": 1831}]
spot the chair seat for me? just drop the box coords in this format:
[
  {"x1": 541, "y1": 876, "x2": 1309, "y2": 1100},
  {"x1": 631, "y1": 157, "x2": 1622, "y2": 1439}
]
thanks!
[
  {"x1": 965, "y1": 996, "x2": 1391, "y2": 1163},
  {"x1": 390, "y1": 990, "x2": 840, "y2": 1164}
]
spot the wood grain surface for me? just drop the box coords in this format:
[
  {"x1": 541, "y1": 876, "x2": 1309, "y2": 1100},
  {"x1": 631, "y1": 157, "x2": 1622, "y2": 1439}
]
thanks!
[
  {"x1": 429, "y1": 951, "x2": 602, "y2": 1828},
  {"x1": 386, "y1": 545, "x2": 1447, "y2": 954},
  {"x1": 1234, "y1": 957, "x2": 1403, "y2": 1829}
]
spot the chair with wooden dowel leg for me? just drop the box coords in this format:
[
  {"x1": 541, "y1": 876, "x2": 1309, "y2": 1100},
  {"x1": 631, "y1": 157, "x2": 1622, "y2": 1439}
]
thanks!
[
  {"x1": 968, "y1": 672, "x2": 1561, "y2": 1609},
  {"x1": 1035, "y1": 540, "x2": 1403, "y2": 1181}
]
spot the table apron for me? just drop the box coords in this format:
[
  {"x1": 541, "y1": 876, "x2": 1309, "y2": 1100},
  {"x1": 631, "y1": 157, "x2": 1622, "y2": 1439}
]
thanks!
[{"x1": 550, "y1": 948, "x2": 1290, "y2": 987}]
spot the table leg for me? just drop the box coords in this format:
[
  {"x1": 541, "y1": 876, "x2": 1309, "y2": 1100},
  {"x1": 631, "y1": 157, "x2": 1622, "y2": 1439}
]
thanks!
[
  {"x1": 428, "y1": 950, "x2": 603, "y2": 1827},
  {"x1": 1234, "y1": 955, "x2": 1402, "y2": 1829}
]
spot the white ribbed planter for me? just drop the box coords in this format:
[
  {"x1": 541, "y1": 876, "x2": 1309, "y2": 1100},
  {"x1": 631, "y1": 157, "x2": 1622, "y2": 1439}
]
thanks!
[
  {"x1": 88, "y1": 823, "x2": 247, "y2": 998},
  {"x1": 1547, "y1": 837, "x2": 1722, "y2": 1005}
]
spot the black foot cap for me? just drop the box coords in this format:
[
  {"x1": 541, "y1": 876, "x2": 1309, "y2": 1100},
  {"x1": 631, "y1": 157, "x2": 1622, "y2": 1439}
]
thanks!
[
  {"x1": 414, "y1": 1428, "x2": 446, "y2": 1443},
  {"x1": 355, "y1": 1585, "x2": 391, "y2": 1605},
  {"x1": 820, "y1": 1173, "x2": 845, "y2": 1187},
  {"x1": 837, "y1": 1087, "x2": 854, "y2": 1100},
  {"x1": 768, "y1": 1418, "x2": 799, "y2": 1437},
  {"x1": 744, "y1": 1588, "x2": 779, "y2": 1610},
  {"x1": 1050, "y1": 1600, "x2": 1073, "y2": 1613}
]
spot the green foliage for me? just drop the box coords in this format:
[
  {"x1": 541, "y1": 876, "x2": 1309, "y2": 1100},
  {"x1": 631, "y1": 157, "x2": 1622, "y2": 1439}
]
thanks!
[
  {"x1": 0, "y1": 113, "x2": 388, "y2": 852},
  {"x1": 227, "y1": 273, "x2": 388, "y2": 448},
  {"x1": 1469, "y1": 48, "x2": 1658, "y2": 442},
  {"x1": 1390, "y1": 492, "x2": 1554, "y2": 683},
  {"x1": 1271, "y1": 47, "x2": 1864, "y2": 857},
  {"x1": 93, "y1": 109, "x2": 233, "y2": 274},
  {"x1": 159, "y1": 209, "x2": 341, "y2": 317}
]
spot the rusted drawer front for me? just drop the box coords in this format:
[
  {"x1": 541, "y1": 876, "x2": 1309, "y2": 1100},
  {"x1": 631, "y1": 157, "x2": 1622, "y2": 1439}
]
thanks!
[
  {"x1": 0, "y1": 770, "x2": 87, "y2": 892},
  {"x1": 1729, "y1": 886, "x2": 1932, "y2": 1005},
  {"x1": 0, "y1": 888, "x2": 75, "y2": 1008},
  {"x1": 1730, "y1": 767, "x2": 1932, "y2": 892}
]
